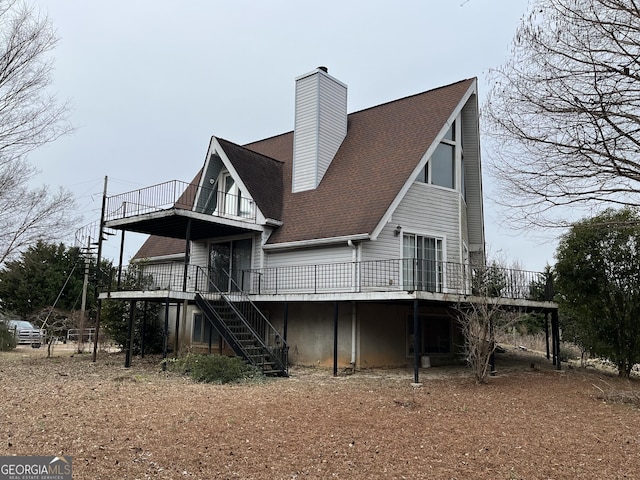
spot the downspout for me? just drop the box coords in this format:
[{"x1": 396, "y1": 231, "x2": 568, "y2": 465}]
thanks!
[
  {"x1": 351, "y1": 302, "x2": 357, "y2": 367},
  {"x1": 348, "y1": 240, "x2": 358, "y2": 367}
]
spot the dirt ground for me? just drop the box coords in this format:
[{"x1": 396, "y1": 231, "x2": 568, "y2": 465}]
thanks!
[{"x1": 1, "y1": 345, "x2": 639, "y2": 480}]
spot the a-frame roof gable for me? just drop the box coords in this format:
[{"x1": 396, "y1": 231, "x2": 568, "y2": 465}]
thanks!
[
  {"x1": 214, "y1": 137, "x2": 283, "y2": 222},
  {"x1": 245, "y1": 78, "x2": 477, "y2": 245}
]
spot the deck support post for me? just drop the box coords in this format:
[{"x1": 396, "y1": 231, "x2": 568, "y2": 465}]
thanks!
[
  {"x1": 544, "y1": 312, "x2": 550, "y2": 360},
  {"x1": 283, "y1": 303, "x2": 288, "y2": 343},
  {"x1": 162, "y1": 298, "x2": 170, "y2": 371},
  {"x1": 174, "y1": 302, "x2": 181, "y2": 356},
  {"x1": 117, "y1": 205, "x2": 126, "y2": 289},
  {"x1": 552, "y1": 309, "x2": 561, "y2": 370},
  {"x1": 183, "y1": 219, "x2": 192, "y2": 291},
  {"x1": 333, "y1": 302, "x2": 339, "y2": 377},
  {"x1": 125, "y1": 300, "x2": 136, "y2": 368},
  {"x1": 140, "y1": 301, "x2": 147, "y2": 358},
  {"x1": 489, "y1": 316, "x2": 496, "y2": 375},
  {"x1": 413, "y1": 299, "x2": 420, "y2": 384}
]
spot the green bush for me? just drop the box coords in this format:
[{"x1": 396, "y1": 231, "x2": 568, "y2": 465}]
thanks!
[
  {"x1": 167, "y1": 353, "x2": 263, "y2": 384},
  {"x1": 0, "y1": 323, "x2": 16, "y2": 351}
]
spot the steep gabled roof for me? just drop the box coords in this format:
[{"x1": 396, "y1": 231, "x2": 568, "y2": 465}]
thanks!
[
  {"x1": 216, "y1": 138, "x2": 284, "y2": 222},
  {"x1": 133, "y1": 77, "x2": 476, "y2": 259},
  {"x1": 246, "y1": 78, "x2": 476, "y2": 245}
]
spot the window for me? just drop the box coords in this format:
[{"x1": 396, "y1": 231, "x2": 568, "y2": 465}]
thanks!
[
  {"x1": 416, "y1": 120, "x2": 461, "y2": 191},
  {"x1": 402, "y1": 233, "x2": 443, "y2": 292},
  {"x1": 431, "y1": 143, "x2": 455, "y2": 188},
  {"x1": 406, "y1": 314, "x2": 452, "y2": 357},
  {"x1": 209, "y1": 238, "x2": 253, "y2": 292},
  {"x1": 192, "y1": 313, "x2": 220, "y2": 345},
  {"x1": 212, "y1": 170, "x2": 253, "y2": 218}
]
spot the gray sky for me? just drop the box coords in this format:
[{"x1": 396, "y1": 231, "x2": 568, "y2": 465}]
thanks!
[{"x1": 28, "y1": 0, "x2": 553, "y2": 270}]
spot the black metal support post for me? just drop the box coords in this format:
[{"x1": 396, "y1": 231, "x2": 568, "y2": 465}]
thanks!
[
  {"x1": 208, "y1": 323, "x2": 213, "y2": 355},
  {"x1": 174, "y1": 302, "x2": 181, "y2": 356},
  {"x1": 553, "y1": 309, "x2": 561, "y2": 370},
  {"x1": 183, "y1": 219, "x2": 192, "y2": 292},
  {"x1": 489, "y1": 317, "x2": 496, "y2": 375},
  {"x1": 283, "y1": 303, "x2": 289, "y2": 343},
  {"x1": 125, "y1": 300, "x2": 135, "y2": 368},
  {"x1": 333, "y1": 302, "x2": 339, "y2": 377},
  {"x1": 413, "y1": 299, "x2": 420, "y2": 384},
  {"x1": 140, "y1": 301, "x2": 147, "y2": 358},
  {"x1": 162, "y1": 298, "x2": 170, "y2": 371},
  {"x1": 117, "y1": 202, "x2": 126, "y2": 289},
  {"x1": 544, "y1": 312, "x2": 550, "y2": 360}
]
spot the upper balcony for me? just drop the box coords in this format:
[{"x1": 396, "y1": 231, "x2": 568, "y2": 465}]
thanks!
[{"x1": 103, "y1": 180, "x2": 264, "y2": 240}]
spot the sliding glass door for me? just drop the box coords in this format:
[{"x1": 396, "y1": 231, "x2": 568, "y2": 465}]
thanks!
[
  {"x1": 209, "y1": 238, "x2": 252, "y2": 291},
  {"x1": 402, "y1": 234, "x2": 443, "y2": 292}
]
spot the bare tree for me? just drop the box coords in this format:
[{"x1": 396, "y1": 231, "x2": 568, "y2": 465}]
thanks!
[
  {"x1": 483, "y1": 0, "x2": 640, "y2": 229},
  {"x1": 0, "y1": 1, "x2": 76, "y2": 265},
  {"x1": 457, "y1": 299, "x2": 523, "y2": 383}
]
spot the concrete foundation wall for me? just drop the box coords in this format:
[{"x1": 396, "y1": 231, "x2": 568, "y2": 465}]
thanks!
[{"x1": 155, "y1": 298, "x2": 464, "y2": 369}]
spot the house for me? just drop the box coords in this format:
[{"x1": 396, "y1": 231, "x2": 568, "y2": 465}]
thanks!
[{"x1": 100, "y1": 68, "x2": 558, "y2": 378}]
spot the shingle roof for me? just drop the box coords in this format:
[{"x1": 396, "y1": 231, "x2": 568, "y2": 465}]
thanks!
[
  {"x1": 217, "y1": 138, "x2": 284, "y2": 222},
  {"x1": 133, "y1": 78, "x2": 475, "y2": 259},
  {"x1": 246, "y1": 78, "x2": 475, "y2": 245}
]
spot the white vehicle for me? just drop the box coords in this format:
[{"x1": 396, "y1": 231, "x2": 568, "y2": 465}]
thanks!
[{"x1": 5, "y1": 320, "x2": 44, "y2": 348}]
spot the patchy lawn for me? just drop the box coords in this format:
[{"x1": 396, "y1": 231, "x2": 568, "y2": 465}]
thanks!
[{"x1": 1, "y1": 345, "x2": 639, "y2": 479}]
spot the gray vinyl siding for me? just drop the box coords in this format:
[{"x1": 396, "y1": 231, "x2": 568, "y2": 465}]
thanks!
[
  {"x1": 190, "y1": 242, "x2": 208, "y2": 268},
  {"x1": 266, "y1": 245, "x2": 353, "y2": 267},
  {"x1": 252, "y1": 233, "x2": 262, "y2": 270},
  {"x1": 259, "y1": 245, "x2": 354, "y2": 293},
  {"x1": 292, "y1": 70, "x2": 347, "y2": 192},
  {"x1": 461, "y1": 94, "x2": 484, "y2": 251},
  {"x1": 460, "y1": 198, "x2": 468, "y2": 253},
  {"x1": 292, "y1": 77, "x2": 318, "y2": 192},
  {"x1": 364, "y1": 184, "x2": 462, "y2": 264},
  {"x1": 316, "y1": 77, "x2": 347, "y2": 183}
]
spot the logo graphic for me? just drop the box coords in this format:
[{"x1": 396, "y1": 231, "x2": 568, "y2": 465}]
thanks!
[{"x1": 0, "y1": 456, "x2": 72, "y2": 480}]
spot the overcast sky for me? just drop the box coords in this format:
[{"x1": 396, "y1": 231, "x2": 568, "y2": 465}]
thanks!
[{"x1": 27, "y1": 0, "x2": 554, "y2": 270}]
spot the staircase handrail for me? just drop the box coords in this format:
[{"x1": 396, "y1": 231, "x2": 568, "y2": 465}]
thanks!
[{"x1": 195, "y1": 266, "x2": 288, "y2": 372}]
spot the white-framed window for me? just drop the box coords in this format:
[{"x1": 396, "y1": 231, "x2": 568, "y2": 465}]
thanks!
[
  {"x1": 402, "y1": 233, "x2": 444, "y2": 292},
  {"x1": 416, "y1": 118, "x2": 463, "y2": 191},
  {"x1": 212, "y1": 170, "x2": 253, "y2": 218}
]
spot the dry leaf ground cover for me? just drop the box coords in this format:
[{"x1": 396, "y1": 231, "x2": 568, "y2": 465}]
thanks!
[{"x1": 1, "y1": 345, "x2": 639, "y2": 479}]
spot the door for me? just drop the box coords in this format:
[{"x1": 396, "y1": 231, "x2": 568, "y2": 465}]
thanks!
[
  {"x1": 403, "y1": 233, "x2": 443, "y2": 292},
  {"x1": 209, "y1": 238, "x2": 253, "y2": 292}
]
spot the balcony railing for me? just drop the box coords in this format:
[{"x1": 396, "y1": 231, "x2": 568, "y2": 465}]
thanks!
[
  {"x1": 104, "y1": 180, "x2": 257, "y2": 222},
  {"x1": 110, "y1": 259, "x2": 551, "y2": 302}
]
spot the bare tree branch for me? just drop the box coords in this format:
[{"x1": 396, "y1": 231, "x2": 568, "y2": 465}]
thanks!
[
  {"x1": 483, "y1": 0, "x2": 640, "y2": 229},
  {"x1": 0, "y1": 1, "x2": 77, "y2": 266}
]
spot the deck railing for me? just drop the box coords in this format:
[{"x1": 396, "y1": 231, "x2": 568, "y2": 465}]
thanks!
[
  {"x1": 112, "y1": 259, "x2": 550, "y2": 302},
  {"x1": 243, "y1": 260, "x2": 548, "y2": 300},
  {"x1": 104, "y1": 180, "x2": 257, "y2": 222}
]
